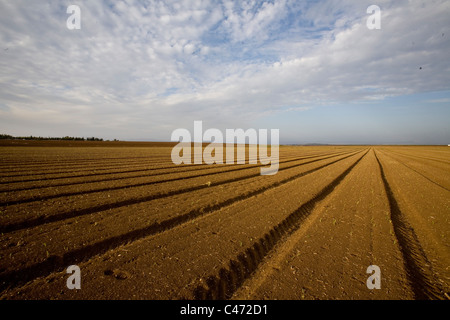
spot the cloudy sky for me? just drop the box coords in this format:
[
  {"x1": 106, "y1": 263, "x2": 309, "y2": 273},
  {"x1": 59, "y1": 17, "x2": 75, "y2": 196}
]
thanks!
[{"x1": 0, "y1": 0, "x2": 449, "y2": 144}]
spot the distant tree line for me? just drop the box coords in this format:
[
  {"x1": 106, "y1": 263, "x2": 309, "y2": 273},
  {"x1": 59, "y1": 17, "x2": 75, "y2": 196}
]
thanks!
[{"x1": 0, "y1": 134, "x2": 117, "y2": 142}]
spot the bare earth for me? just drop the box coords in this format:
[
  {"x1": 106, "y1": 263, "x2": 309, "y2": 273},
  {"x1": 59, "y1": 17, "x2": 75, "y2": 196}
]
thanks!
[{"x1": 0, "y1": 141, "x2": 448, "y2": 300}]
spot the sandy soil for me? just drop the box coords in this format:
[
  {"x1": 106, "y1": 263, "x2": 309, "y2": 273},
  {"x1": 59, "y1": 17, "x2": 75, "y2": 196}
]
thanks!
[{"x1": 0, "y1": 142, "x2": 448, "y2": 300}]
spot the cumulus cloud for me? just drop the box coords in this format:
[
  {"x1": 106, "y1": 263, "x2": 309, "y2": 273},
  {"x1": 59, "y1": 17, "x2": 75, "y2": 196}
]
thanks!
[{"x1": 0, "y1": 0, "x2": 449, "y2": 141}]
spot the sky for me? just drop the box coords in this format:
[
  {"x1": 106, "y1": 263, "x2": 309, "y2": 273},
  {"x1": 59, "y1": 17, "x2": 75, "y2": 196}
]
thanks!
[{"x1": 0, "y1": 0, "x2": 449, "y2": 145}]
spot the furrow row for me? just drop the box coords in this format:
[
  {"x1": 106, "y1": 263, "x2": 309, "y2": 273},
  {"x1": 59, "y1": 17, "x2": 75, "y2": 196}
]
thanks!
[
  {"x1": 0, "y1": 150, "x2": 364, "y2": 292},
  {"x1": 377, "y1": 149, "x2": 449, "y2": 191},
  {"x1": 0, "y1": 150, "x2": 318, "y2": 180},
  {"x1": 190, "y1": 150, "x2": 368, "y2": 300},
  {"x1": 0, "y1": 157, "x2": 174, "y2": 176},
  {"x1": 0, "y1": 152, "x2": 338, "y2": 193},
  {"x1": 0, "y1": 150, "x2": 360, "y2": 231},
  {"x1": 382, "y1": 148, "x2": 450, "y2": 165},
  {"x1": 374, "y1": 150, "x2": 447, "y2": 300}
]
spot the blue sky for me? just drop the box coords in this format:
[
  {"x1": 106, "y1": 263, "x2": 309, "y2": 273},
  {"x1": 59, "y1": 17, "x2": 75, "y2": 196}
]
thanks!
[{"x1": 0, "y1": 0, "x2": 449, "y2": 144}]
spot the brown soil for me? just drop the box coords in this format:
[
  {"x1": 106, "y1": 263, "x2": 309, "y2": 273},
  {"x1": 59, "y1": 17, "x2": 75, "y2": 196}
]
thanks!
[{"x1": 0, "y1": 142, "x2": 448, "y2": 300}]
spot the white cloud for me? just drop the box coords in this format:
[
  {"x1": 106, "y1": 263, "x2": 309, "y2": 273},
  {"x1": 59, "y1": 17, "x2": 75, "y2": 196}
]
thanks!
[
  {"x1": 0, "y1": 0, "x2": 449, "y2": 141},
  {"x1": 221, "y1": 0, "x2": 288, "y2": 42}
]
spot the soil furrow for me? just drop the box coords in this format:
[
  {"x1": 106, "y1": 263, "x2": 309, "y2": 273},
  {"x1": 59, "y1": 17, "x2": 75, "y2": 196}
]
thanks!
[
  {"x1": 0, "y1": 162, "x2": 179, "y2": 181},
  {"x1": 232, "y1": 149, "x2": 413, "y2": 300},
  {"x1": 190, "y1": 150, "x2": 368, "y2": 300},
  {"x1": 0, "y1": 152, "x2": 337, "y2": 192},
  {"x1": 1, "y1": 152, "x2": 345, "y2": 206},
  {"x1": 0, "y1": 151, "x2": 364, "y2": 292},
  {"x1": 0, "y1": 151, "x2": 360, "y2": 233},
  {"x1": 2, "y1": 145, "x2": 445, "y2": 301},
  {"x1": 0, "y1": 150, "x2": 323, "y2": 181},
  {"x1": 0, "y1": 149, "x2": 365, "y2": 299},
  {"x1": 384, "y1": 149, "x2": 450, "y2": 165},
  {"x1": 0, "y1": 150, "x2": 306, "y2": 177},
  {"x1": 378, "y1": 149, "x2": 449, "y2": 191},
  {"x1": 374, "y1": 150, "x2": 447, "y2": 300},
  {"x1": 0, "y1": 156, "x2": 168, "y2": 167},
  {"x1": 0, "y1": 158, "x2": 174, "y2": 177},
  {"x1": 0, "y1": 156, "x2": 168, "y2": 168}
]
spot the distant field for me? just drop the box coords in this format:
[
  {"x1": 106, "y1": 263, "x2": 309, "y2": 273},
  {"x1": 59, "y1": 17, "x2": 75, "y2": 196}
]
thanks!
[{"x1": 0, "y1": 142, "x2": 448, "y2": 300}]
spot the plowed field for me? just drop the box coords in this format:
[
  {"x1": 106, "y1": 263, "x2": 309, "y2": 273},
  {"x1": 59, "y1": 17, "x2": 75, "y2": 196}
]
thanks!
[{"x1": 0, "y1": 142, "x2": 449, "y2": 300}]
